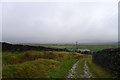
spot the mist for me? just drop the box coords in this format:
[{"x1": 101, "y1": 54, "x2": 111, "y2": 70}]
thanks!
[{"x1": 2, "y1": 2, "x2": 118, "y2": 44}]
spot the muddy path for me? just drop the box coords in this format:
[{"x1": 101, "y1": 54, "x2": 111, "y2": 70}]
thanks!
[
  {"x1": 67, "y1": 59, "x2": 92, "y2": 78},
  {"x1": 80, "y1": 60, "x2": 92, "y2": 78},
  {"x1": 67, "y1": 60, "x2": 79, "y2": 78}
]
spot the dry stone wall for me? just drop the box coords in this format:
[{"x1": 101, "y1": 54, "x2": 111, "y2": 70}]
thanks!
[{"x1": 92, "y1": 48, "x2": 120, "y2": 77}]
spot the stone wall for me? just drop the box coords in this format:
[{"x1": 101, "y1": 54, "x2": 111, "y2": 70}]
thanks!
[{"x1": 92, "y1": 48, "x2": 120, "y2": 77}]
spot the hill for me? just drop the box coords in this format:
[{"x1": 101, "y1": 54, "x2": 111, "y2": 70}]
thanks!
[{"x1": 2, "y1": 42, "x2": 69, "y2": 52}]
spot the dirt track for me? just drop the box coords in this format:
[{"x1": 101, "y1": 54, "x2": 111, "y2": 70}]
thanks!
[
  {"x1": 67, "y1": 59, "x2": 92, "y2": 78},
  {"x1": 80, "y1": 60, "x2": 92, "y2": 78}
]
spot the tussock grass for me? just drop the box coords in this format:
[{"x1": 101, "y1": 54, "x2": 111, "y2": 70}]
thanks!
[
  {"x1": 2, "y1": 51, "x2": 82, "y2": 78},
  {"x1": 3, "y1": 59, "x2": 59, "y2": 78},
  {"x1": 3, "y1": 51, "x2": 69, "y2": 65},
  {"x1": 2, "y1": 52, "x2": 23, "y2": 65},
  {"x1": 74, "y1": 53, "x2": 84, "y2": 59},
  {"x1": 87, "y1": 55, "x2": 115, "y2": 78}
]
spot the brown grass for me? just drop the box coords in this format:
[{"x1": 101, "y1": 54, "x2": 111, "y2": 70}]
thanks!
[{"x1": 74, "y1": 53, "x2": 85, "y2": 59}]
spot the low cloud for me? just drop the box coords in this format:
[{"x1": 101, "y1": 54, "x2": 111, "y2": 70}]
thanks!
[{"x1": 2, "y1": 2, "x2": 118, "y2": 43}]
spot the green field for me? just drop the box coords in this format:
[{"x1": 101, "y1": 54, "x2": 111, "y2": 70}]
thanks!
[{"x1": 26, "y1": 44, "x2": 118, "y2": 52}]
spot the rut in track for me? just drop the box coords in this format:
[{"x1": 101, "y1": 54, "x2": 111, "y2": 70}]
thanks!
[
  {"x1": 67, "y1": 59, "x2": 92, "y2": 78},
  {"x1": 80, "y1": 60, "x2": 92, "y2": 78},
  {"x1": 67, "y1": 61, "x2": 79, "y2": 78}
]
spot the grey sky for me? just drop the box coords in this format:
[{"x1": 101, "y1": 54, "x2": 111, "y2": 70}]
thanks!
[{"x1": 2, "y1": 2, "x2": 118, "y2": 44}]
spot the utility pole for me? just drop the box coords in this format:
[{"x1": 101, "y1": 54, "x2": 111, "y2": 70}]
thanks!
[{"x1": 76, "y1": 41, "x2": 78, "y2": 50}]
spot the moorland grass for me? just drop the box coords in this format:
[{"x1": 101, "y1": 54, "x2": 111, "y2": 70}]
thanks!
[
  {"x1": 3, "y1": 59, "x2": 60, "y2": 78},
  {"x1": 86, "y1": 55, "x2": 115, "y2": 78},
  {"x1": 2, "y1": 51, "x2": 80, "y2": 78},
  {"x1": 3, "y1": 51, "x2": 115, "y2": 78},
  {"x1": 2, "y1": 51, "x2": 70, "y2": 65}
]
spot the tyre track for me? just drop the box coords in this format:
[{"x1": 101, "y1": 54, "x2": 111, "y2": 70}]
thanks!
[{"x1": 80, "y1": 60, "x2": 92, "y2": 78}]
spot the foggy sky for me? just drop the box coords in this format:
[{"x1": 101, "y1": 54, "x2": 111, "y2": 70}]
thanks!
[{"x1": 2, "y1": 2, "x2": 118, "y2": 44}]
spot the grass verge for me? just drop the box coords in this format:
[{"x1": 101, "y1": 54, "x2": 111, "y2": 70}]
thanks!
[
  {"x1": 87, "y1": 55, "x2": 115, "y2": 78},
  {"x1": 74, "y1": 58, "x2": 85, "y2": 78},
  {"x1": 50, "y1": 56, "x2": 78, "y2": 78}
]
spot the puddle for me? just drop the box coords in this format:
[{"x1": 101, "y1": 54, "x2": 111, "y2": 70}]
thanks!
[{"x1": 67, "y1": 60, "x2": 79, "y2": 78}]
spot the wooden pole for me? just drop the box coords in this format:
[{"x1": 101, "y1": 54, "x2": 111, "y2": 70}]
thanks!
[{"x1": 76, "y1": 41, "x2": 77, "y2": 50}]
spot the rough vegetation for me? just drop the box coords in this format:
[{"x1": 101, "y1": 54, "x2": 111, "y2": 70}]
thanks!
[
  {"x1": 2, "y1": 50, "x2": 81, "y2": 78},
  {"x1": 2, "y1": 42, "x2": 118, "y2": 78}
]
